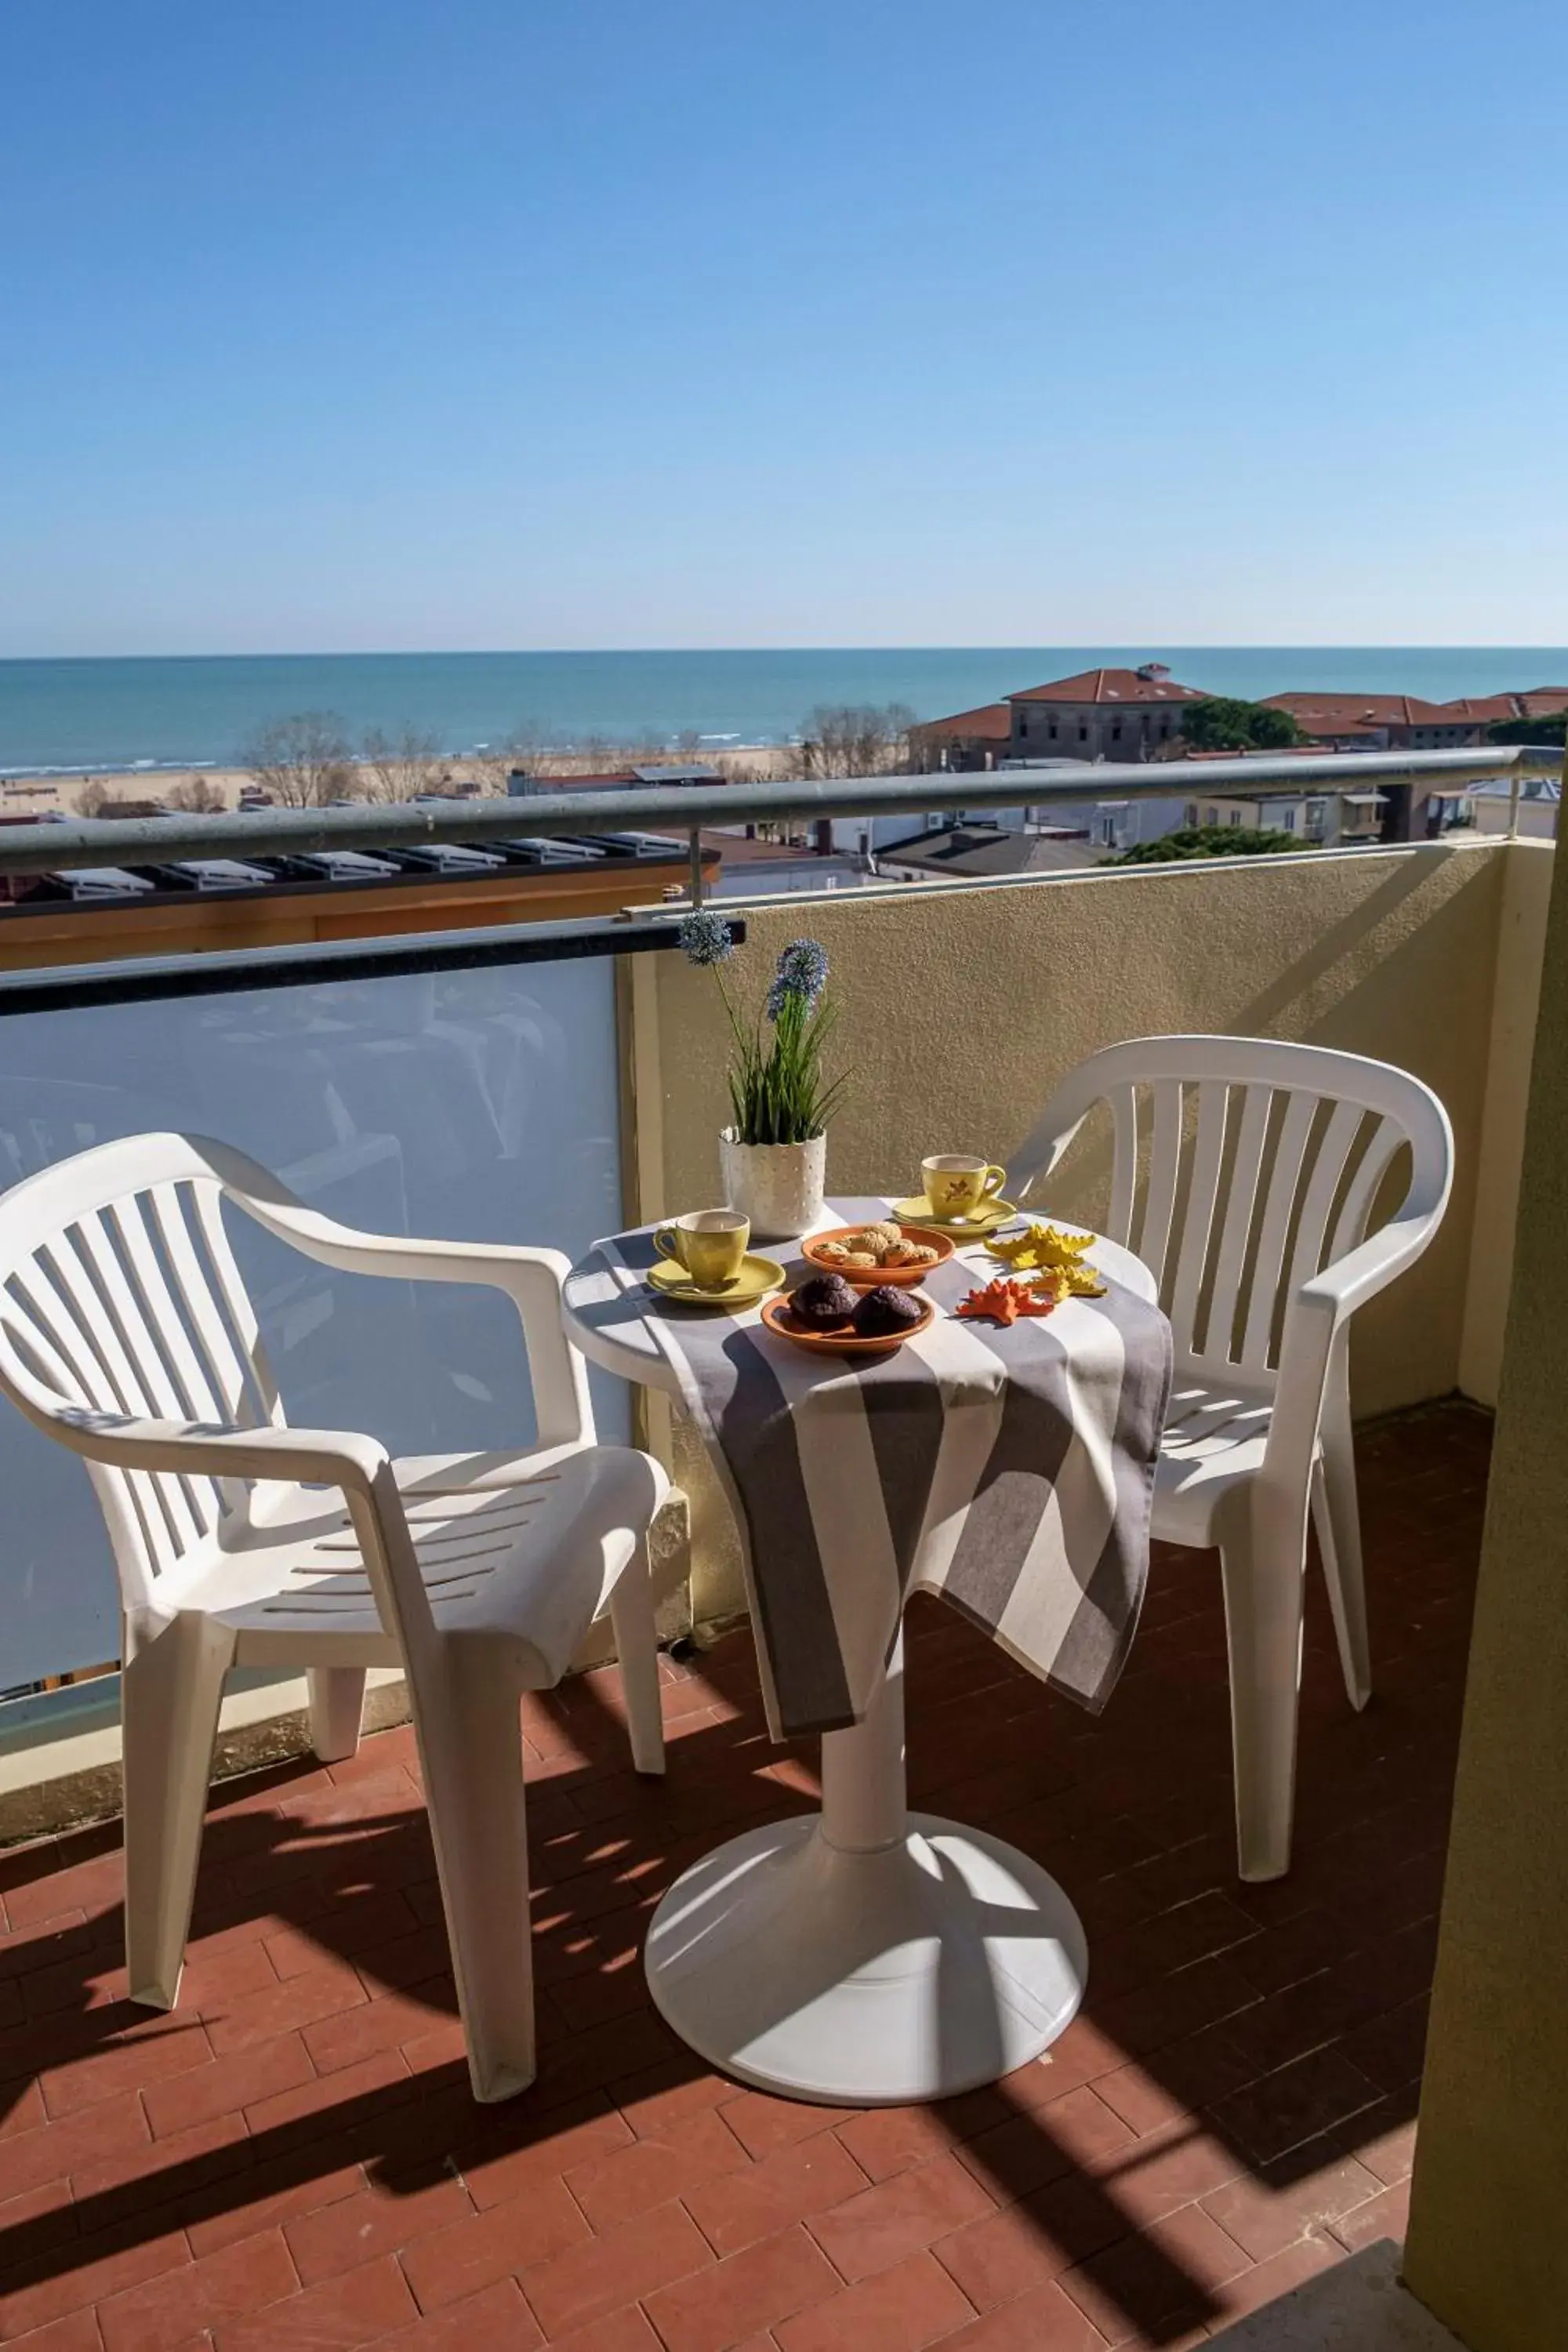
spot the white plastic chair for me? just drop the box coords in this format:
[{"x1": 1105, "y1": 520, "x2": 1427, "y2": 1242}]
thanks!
[
  {"x1": 1009, "y1": 1037, "x2": 1452, "y2": 1881},
  {"x1": 0, "y1": 1133, "x2": 669, "y2": 2102}
]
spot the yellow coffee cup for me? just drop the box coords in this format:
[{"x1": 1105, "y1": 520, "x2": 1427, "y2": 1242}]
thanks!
[
  {"x1": 654, "y1": 1208, "x2": 750, "y2": 1290},
  {"x1": 922, "y1": 1155, "x2": 1007, "y2": 1218}
]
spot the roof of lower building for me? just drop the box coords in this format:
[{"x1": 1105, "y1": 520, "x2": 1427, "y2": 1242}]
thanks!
[
  {"x1": 877, "y1": 822, "x2": 1116, "y2": 877},
  {"x1": 909, "y1": 702, "x2": 1014, "y2": 739}
]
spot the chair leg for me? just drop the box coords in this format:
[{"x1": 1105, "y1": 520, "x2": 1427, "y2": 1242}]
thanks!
[
  {"x1": 609, "y1": 1539, "x2": 665, "y2": 1777},
  {"x1": 122, "y1": 1613, "x2": 233, "y2": 2009},
  {"x1": 307, "y1": 1667, "x2": 368, "y2": 1763},
  {"x1": 1314, "y1": 1405, "x2": 1371, "y2": 1711},
  {"x1": 1219, "y1": 1515, "x2": 1307, "y2": 1882},
  {"x1": 414, "y1": 1643, "x2": 536, "y2": 2103}
]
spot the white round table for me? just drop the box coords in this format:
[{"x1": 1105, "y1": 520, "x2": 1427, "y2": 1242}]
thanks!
[{"x1": 563, "y1": 1221, "x2": 1157, "y2": 2107}]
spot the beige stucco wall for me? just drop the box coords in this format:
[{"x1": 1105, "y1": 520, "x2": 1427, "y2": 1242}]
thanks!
[
  {"x1": 1403, "y1": 827, "x2": 1568, "y2": 2350},
  {"x1": 630, "y1": 836, "x2": 1526, "y2": 1617}
]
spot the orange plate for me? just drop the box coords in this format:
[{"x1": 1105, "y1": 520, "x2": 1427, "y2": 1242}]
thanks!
[
  {"x1": 760, "y1": 1289, "x2": 937, "y2": 1355},
  {"x1": 799, "y1": 1223, "x2": 955, "y2": 1288}
]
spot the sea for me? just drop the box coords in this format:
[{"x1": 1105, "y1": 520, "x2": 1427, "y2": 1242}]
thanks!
[{"x1": 2, "y1": 648, "x2": 1566, "y2": 775}]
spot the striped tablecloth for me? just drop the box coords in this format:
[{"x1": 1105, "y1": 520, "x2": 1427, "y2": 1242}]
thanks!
[{"x1": 593, "y1": 1200, "x2": 1172, "y2": 1741}]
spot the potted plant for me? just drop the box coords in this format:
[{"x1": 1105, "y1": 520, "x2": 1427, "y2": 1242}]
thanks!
[{"x1": 678, "y1": 913, "x2": 844, "y2": 1240}]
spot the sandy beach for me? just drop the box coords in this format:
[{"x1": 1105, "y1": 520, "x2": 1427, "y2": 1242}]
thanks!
[{"x1": 0, "y1": 744, "x2": 799, "y2": 823}]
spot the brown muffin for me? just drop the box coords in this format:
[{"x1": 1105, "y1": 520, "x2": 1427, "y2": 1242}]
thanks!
[
  {"x1": 852, "y1": 1284, "x2": 925, "y2": 1339},
  {"x1": 790, "y1": 1273, "x2": 858, "y2": 1330}
]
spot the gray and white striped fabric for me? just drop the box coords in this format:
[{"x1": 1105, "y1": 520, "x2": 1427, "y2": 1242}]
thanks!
[{"x1": 593, "y1": 1200, "x2": 1172, "y2": 1742}]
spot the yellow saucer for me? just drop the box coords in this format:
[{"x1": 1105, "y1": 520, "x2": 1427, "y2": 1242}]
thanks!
[
  {"x1": 891, "y1": 1195, "x2": 1022, "y2": 1236},
  {"x1": 646, "y1": 1252, "x2": 786, "y2": 1308}
]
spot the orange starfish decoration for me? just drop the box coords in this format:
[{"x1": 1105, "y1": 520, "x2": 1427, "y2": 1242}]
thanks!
[{"x1": 956, "y1": 1276, "x2": 1058, "y2": 1327}]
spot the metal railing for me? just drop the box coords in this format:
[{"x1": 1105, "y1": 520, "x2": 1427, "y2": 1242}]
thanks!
[{"x1": 0, "y1": 745, "x2": 1556, "y2": 903}]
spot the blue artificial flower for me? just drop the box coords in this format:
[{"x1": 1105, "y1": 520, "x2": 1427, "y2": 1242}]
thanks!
[
  {"x1": 678, "y1": 909, "x2": 735, "y2": 967},
  {"x1": 767, "y1": 938, "x2": 829, "y2": 1019},
  {"x1": 777, "y1": 938, "x2": 829, "y2": 998}
]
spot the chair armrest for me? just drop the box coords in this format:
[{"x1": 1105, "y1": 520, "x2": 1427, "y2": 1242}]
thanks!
[
  {"x1": 193, "y1": 1140, "x2": 593, "y2": 1451},
  {"x1": 52, "y1": 1408, "x2": 390, "y2": 1492}
]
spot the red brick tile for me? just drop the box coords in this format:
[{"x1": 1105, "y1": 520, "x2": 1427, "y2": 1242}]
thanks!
[
  {"x1": 301, "y1": 1985, "x2": 455, "y2": 2078},
  {"x1": 1208, "y1": 2045, "x2": 1383, "y2": 2165},
  {"x1": 808, "y1": 2152, "x2": 996, "y2": 2284},
  {"x1": 641, "y1": 2224, "x2": 839, "y2": 2352},
  {"x1": 0, "y1": 2092, "x2": 151, "y2": 2208},
  {"x1": 0, "y1": 2223, "x2": 189, "y2": 2341},
  {"x1": 1341, "y1": 2094, "x2": 1417, "y2": 2187},
  {"x1": 459, "y1": 2104, "x2": 632, "y2": 2212},
  {"x1": 1202, "y1": 2143, "x2": 1381, "y2": 2263},
  {"x1": 717, "y1": 2091, "x2": 857, "y2": 2162},
  {"x1": 518, "y1": 2200, "x2": 713, "y2": 2339},
  {"x1": 400, "y1": 2178, "x2": 590, "y2": 2313},
  {"x1": 143, "y1": 2033, "x2": 315, "y2": 2141},
  {"x1": 1058, "y1": 2201, "x2": 1248, "y2": 2343},
  {"x1": 70, "y1": 2110, "x2": 250, "y2": 2207},
  {"x1": 0, "y1": 2316, "x2": 102, "y2": 2352},
  {"x1": 39, "y1": 2018, "x2": 214, "y2": 2123},
  {"x1": 932, "y1": 2278, "x2": 1107, "y2": 2350},
  {"x1": 1032, "y1": 2086, "x2": 1138, "y2": 2173},
  {"x1": 285, "y1": 2177, "x2": 474, "y2": 2284},
  {"x1": 561, "y1": 2104, "x2": 746, "y2": 2234},
  {"x1": 933, "y1": 2201, "x2": 1071, "y2": 2310},
  {"x1": 242, "y1": 2046, "x2": 410, "y2": 2136},
  {"x1": 213, "y1": 2252, "x2": 419, "y2": 2352},
  {"x1": 377, "y1": 2275, "x2": 543, "y2": 2351},
  {"x1": 263, "y1": 1891, "x2": 419, "y2": 1982},
  {"x1": 774, "y1": 2248, "x2": 976, "y2": 2352},
  {"x1": 835, "y1": 2107, "x2": 957, "y2": 2184},
  {"x1": 529, "y1": 2309, "x2": 658, "y2": 2352},
  {"x1": 610, "y1": 2063, "x2": 733, "y2": 2141},
  {"x1": 97, "y1": 2227, "x2": 299, "y2": 2352},
  {"x1": 183, "y1": 2159, "x2": 366, "y2": 2261},
  {"x1": 1099, "y1": 2125, "x2": 1243, "y2": 2224},
  {"x1": 953, "y1": 2111, "x2": 1075, "y2": 2206},
  {"x1": 1327, "y1": 2176, "x2": 1411, "y2": 2254},
  {"x1": 1090, "y1": 2065, "x2": 1188, "y2": 2139},
  {"x1": 685, "y1": 2128, "x2": 868, "y2": 2256},
  {"x1": 1205, "y1": 2228, "x2": 1341, "y2": 2323},
  {"x1": 205, "y1": 1967, "x2": 368, "y2": 2060}
]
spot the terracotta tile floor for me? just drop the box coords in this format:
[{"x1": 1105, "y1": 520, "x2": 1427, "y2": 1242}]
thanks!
[{"x1": 0, "y1": 1403, "x2": 1487, "y2": 2351}]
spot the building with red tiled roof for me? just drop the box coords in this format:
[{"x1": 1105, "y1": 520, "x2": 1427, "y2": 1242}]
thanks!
[
  {"x1": 1006, "y1": 664, "x2": 1205, "y2": 763},
  {"x1": 906, "y1": 702, "x2": 1012, "y2": 774},
  {"x1": 911, "y1": 665, "x2": 1207, "y2": 771}
]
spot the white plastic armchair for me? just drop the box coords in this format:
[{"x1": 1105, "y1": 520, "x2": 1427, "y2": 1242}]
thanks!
[
  {"x1": 1009, "y1": 1037, "x2": 1453, "y2": 1881},
  {"x1": 0, "y1": 1132, "x2": 670, "y2": 2102}
]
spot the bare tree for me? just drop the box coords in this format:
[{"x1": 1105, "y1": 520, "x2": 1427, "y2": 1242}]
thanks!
[
  {"x1": 463, "y1": 720, "x2": 549, "y2": 796},
  {"x1": 165, "y1": 774, "x2": 226, "y2": 813},
  {"x1": 361, "y1": 725, "x2": 452, "y2": 804},
  {"x1": 78, "y1": 782, "x2": 165, "y2": 818},
  {"x1": 238, "y1": 713, "x2": 358, "y2": 808},
  {"x1": 798, "y1": 702, "x2": 916, "y2": 777}
]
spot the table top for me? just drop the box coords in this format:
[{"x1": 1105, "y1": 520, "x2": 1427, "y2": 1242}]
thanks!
[{"x1": 562, "y1": 1206, "x2": 1157, "y2": 1395}]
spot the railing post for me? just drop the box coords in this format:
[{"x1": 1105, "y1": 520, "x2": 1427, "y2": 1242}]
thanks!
[
  {"x1": 688, "y1": 828, "x2": 704, "y2": 907},
  {"x1": 1509, "y1": 768, "x2": 1522, "y2": 840}
]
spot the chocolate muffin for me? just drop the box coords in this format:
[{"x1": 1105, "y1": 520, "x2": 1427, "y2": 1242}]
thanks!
[
  {"x1": 790, "y1": 1272, "x2": 858, "y2": 1330},
  {"x1": 852, "y1": 1284, "x2": 924, "y2": 1339}
]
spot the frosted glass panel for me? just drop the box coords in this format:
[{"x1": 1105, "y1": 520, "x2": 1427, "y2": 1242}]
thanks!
[{"x1": 0, "y1": 956, "x2": 626, "y2": 1687}]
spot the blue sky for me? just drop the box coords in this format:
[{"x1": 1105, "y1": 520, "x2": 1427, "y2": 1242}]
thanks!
[{"x1": 3, "y1": 0, "x2": 1565, "y2": 654}]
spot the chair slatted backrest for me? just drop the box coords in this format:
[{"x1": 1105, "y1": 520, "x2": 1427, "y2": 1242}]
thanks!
[
  {"x1": 1009, "y1": 1037, "x2": 1452, "y2": 1388},
  {"x1": 0, "y1": 1136, "x2": 284, "y2": 1613}
]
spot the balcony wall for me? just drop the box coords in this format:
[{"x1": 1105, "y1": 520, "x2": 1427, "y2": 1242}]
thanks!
[{"x1": 630, "y1": 835, "x2": 1552, "y2": 1621}]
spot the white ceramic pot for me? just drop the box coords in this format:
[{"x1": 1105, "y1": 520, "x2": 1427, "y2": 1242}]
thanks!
[{"x1": 719, "y1": 1129, "x2": 827, "y2": 1243}]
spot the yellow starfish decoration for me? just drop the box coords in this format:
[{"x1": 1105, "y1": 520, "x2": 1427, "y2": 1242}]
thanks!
[
  {"x1": 1025, "y1": 1264, "x2": 1108, "y2": 1304},
  {"x1": 987, "y1": 1221, "x2": 1098, "y2": 1272}
]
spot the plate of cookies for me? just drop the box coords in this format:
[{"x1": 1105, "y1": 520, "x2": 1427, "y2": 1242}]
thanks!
[
  {"x1": 800, "y1": 1220, "x2": 954, "y2": 1288},
  {"x1": 761, "y1": 1276, "x2": 936, "y2": 1355}
]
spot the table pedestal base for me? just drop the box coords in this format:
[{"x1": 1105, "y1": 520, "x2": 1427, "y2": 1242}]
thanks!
[{"x1": 644, "y1": 1809, "x2": 1087, "y2": 2105}]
